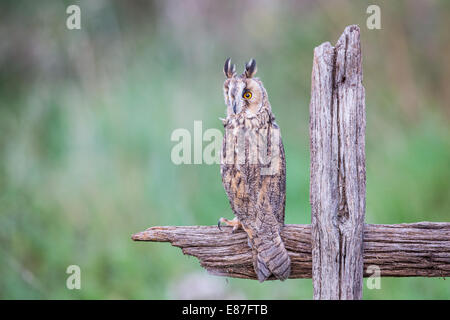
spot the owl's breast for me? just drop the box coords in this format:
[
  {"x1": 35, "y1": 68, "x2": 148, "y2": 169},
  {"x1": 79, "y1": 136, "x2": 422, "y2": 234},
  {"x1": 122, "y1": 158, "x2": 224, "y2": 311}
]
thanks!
[{"x1": 220, "y1": 117, "x2": 286, "y2": 222}]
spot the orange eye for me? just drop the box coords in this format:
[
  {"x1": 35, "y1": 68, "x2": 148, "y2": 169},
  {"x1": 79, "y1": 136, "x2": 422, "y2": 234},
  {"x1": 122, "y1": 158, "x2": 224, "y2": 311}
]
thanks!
[{"x1": 243, "y1": 91, "x2": 252, "y2": 99}]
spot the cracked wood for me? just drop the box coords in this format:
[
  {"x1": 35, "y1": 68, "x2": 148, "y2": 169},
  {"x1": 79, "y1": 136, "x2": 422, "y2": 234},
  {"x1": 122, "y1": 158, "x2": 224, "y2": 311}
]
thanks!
[
  {"x1": 309, "y1": 25, "x2": 366, "y2": 299},
  {"x1": 132, "y1": 222, "x2": 450, "y2": 280}
]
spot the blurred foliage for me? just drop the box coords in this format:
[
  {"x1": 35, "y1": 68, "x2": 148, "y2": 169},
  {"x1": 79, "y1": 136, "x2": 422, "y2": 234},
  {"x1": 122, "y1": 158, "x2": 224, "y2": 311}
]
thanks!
[{"x1": 0, "y1": 0, "x2": 449, "y2": 299}]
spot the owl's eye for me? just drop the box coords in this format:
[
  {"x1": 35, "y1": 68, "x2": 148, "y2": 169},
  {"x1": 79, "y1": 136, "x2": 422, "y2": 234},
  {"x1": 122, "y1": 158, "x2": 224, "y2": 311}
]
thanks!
[{"x1": 243, "y1": 91, "x2": 252, "y2": 100}]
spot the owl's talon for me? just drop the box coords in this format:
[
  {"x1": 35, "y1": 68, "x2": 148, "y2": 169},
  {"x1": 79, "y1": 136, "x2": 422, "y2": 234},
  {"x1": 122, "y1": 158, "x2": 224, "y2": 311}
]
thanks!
[
  {"x1": 218, "y1": 217, "x2": 241, "y2": 232},
  {"x1": 218, "y1": 217, "x2": 229, "y2": 231}
]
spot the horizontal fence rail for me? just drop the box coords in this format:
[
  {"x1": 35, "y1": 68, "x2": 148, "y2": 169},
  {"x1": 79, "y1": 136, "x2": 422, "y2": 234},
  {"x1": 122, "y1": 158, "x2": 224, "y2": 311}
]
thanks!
[{"x1": 132, "y1": 222, "x2": 450, "y2": 279}]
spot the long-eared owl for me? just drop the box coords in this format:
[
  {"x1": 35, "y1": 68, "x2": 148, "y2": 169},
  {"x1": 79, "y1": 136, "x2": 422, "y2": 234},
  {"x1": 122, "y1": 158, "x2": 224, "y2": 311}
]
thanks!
[{"x1": 218, "y1": 58, "x2": 291, "y2": 282}]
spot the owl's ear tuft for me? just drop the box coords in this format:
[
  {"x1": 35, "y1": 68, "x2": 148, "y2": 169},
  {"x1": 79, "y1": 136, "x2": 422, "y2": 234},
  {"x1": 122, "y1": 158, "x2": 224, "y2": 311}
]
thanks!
[
  {"x1": 224, "y1": 58, "x2": 236, "y2": 78},
  {"x1": 244, "y1": 58, "x2": 257, "y2": 78}
]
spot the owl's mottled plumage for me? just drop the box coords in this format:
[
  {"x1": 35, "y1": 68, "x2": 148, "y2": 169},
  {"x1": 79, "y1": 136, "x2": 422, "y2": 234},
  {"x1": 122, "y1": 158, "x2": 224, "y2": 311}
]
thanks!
[{"x1": 219, "y1": 58, "x2": 291, "y2": 282}]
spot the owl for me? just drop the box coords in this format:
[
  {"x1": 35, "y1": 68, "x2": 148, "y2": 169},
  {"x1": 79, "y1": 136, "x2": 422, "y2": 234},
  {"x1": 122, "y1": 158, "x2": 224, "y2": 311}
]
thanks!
[{"x1": 218, "y1": 58, "x2": 291, "y2": 282}]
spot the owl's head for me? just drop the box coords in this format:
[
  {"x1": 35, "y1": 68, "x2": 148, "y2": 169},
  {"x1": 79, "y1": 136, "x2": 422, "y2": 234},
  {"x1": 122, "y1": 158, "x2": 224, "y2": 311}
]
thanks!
[{"x1": 223, "y1": 58, "x2": 269, "y2": 117}]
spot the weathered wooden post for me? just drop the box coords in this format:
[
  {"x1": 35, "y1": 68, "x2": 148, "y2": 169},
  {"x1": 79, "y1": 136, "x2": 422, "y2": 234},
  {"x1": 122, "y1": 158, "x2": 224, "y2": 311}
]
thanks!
[{"x1": 309, "y1": 25, "x2": 366, "y2": 299}]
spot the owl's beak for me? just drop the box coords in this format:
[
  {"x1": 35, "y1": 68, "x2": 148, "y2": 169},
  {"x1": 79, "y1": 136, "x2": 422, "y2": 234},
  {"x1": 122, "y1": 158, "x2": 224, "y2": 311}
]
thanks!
[{"x1": 232, "y1": 102, "x2": 237, "y2": 114}]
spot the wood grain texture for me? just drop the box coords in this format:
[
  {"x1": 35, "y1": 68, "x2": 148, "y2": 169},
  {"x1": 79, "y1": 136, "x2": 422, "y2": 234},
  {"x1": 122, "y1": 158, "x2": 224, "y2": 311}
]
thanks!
[
  {"x1": 309, "y1": 25, "x2": 366, "y2": 299},
  {"x1": 132, "y1": 222, "x2": 450, "y2": 279}
]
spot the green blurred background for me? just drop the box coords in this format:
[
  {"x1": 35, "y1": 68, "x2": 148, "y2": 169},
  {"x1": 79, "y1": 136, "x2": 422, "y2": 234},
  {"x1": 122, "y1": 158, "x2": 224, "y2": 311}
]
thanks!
[{"x1": 0, "y1": 0, "x2": 449, "y2": 299}]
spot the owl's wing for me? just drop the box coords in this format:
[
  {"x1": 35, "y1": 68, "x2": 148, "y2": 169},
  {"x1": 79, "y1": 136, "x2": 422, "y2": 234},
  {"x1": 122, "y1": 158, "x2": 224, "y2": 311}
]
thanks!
[
  {"x1": 255, "y1": 124, "x2": 286, "y2": 225},
  {"x1": 249, "y1": 151, "x2": 290, "y2": 282},
  {"x1": 220, "y1": 128, "x2": 247, "y2": 220},
  {"x1": 249, "y1": 125, "x2": 289, "y2": 281},
  {"x1": 268, "y1": 135, "x2": 286, "y2": 225}
]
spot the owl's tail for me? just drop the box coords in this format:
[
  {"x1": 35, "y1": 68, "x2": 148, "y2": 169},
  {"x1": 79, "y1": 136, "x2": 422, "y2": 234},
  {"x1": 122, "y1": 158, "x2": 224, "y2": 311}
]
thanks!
[{"x1": 251, "y1": 231, "x2": 291, "y2": 282}]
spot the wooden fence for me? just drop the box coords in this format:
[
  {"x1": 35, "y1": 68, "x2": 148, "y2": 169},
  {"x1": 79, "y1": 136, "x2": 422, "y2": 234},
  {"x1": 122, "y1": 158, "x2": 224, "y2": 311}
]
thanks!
[{"x1": 132, "y1": 25, "x2": 450, "y2": 300}]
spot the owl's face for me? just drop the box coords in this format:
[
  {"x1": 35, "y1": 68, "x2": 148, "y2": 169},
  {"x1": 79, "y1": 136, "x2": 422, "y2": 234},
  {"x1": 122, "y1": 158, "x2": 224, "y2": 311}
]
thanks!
[{"x1": 223, "y1": 58, "x2": 266, "y2": 118}]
